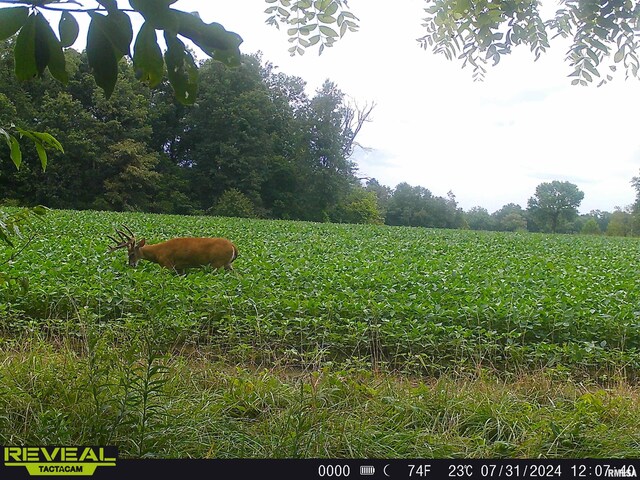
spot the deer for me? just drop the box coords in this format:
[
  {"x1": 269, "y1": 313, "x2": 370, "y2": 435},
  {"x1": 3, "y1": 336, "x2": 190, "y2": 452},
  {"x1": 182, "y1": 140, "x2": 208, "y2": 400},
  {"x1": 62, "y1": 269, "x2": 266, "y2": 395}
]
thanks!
[{"x1": 108, "y1": 226, "x2": 238, "y2": 275}]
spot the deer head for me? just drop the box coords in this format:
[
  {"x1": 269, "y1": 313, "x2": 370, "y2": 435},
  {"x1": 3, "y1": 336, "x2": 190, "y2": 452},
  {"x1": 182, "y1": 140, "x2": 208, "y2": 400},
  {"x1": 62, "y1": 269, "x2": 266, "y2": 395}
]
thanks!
[{"x1": 107, "y1": 225, "x2": 146, "y2": 267}]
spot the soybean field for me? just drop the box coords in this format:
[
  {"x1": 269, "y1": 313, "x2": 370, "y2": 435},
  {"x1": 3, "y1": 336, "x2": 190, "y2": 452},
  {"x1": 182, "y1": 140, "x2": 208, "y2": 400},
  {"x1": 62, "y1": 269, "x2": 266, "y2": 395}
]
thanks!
[{"x1": 4, "y1": 209, "x2": 640, "y2": 376}]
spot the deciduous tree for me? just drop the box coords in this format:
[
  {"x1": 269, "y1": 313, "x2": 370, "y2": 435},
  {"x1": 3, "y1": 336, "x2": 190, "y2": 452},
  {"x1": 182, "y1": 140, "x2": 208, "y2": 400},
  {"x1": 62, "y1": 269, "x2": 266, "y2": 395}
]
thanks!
[{"x1": 527, "y1": 180, "x2": 584, "y2": 233}]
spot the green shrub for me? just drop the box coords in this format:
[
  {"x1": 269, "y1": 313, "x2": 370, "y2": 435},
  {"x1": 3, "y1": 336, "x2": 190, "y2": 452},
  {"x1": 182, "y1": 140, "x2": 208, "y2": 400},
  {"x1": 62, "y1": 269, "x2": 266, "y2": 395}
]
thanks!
[{"x1": 209, "y1": 189, "x2": 257, "y2": 218}]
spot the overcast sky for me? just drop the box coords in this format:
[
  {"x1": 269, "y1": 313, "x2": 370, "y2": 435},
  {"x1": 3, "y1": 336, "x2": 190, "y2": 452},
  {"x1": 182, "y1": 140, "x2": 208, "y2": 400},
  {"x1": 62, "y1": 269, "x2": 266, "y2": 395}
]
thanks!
[
  {"x1": 174, "y1": 0, "x2": 640, "y2": 214},
  {"x1": 56, "y1": 1, "x2": 640, "y2": 213}
]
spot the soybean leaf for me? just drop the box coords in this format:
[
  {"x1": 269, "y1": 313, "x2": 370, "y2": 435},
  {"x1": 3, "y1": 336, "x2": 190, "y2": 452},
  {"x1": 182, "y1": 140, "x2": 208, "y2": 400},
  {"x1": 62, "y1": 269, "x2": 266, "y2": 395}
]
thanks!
[
  {"x1": 0, "y1": 229, "x2": 13, "y2": 247},
  {"x1": 31, "y1": 205, "x2": 48, "y2": 215}
]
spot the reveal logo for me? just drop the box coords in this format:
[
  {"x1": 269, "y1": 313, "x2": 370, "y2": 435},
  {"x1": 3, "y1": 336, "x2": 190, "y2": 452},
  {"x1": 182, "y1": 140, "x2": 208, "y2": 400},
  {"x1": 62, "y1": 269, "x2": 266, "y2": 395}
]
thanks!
[{"x1": 3, "y1": 446, "x2": 117, "y2": 476}]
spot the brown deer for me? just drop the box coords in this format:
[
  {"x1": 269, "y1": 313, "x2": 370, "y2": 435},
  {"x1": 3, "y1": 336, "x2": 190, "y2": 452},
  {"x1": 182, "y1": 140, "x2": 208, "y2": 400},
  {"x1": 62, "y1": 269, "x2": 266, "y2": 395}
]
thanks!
[{"x1": 108, "y1": 226, "x2": 238, "y2": 274}]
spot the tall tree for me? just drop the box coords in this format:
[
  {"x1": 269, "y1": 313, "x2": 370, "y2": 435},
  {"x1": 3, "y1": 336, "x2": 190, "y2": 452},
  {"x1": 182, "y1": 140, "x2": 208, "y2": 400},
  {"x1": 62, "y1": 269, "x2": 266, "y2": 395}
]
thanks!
[
  {"x1": 492, "y1": 203, "x2": 528, "y2": 232},
  {"x1": 466, "y1": 206, "x2": 495, "y2": 231},
  {"x1": 176, "y1": 54, "x2": 299, "y2": 213},
  {"x1": 364, "y1": 178, "x2": 392, "y2": 220},
  {"x1": 527, "y1": 180, "x2": 585, "y2": 233},
  {"x1": 606, "y1": 208, "x2": 634, "y2": 236},
  {"x1": 385, "y1": 182, "x2": 463, "y2": 228},
  {"x1": 294, "y1": 79, "x2": 360, "y2": 221}
]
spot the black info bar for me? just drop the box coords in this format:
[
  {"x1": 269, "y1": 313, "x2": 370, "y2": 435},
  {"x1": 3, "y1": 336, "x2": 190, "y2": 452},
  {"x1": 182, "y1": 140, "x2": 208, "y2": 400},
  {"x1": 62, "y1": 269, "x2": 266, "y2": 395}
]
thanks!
[{"x1": 2, "y1": 456, "x2": 639, "y2": 480}]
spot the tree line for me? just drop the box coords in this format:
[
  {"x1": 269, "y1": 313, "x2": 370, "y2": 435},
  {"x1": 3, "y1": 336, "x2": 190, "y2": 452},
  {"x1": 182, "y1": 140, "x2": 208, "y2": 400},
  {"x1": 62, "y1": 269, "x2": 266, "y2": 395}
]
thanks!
[
  {"x1": 364, "y1": 178, "x2": 640, "y2": 236},
  {"x1": 2, "y1": 38, "x2": 640, "y2": 236},
  {"x1": 0, "y1": 38, "x2": 378, "y2": 223}
]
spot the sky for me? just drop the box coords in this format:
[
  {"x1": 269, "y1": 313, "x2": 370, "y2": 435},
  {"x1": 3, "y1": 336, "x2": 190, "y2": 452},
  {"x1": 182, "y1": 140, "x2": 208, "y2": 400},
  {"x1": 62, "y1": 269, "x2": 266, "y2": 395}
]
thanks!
[{"x1": 44, "y1": 1, "x2": 640, "y2": 213}]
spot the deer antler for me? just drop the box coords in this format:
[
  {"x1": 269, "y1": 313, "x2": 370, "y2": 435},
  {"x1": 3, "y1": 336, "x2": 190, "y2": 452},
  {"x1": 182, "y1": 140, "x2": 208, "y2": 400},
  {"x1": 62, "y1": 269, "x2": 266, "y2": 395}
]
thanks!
[{"x1": 107, "y1": 225, "x2": 136, "y2": 251}]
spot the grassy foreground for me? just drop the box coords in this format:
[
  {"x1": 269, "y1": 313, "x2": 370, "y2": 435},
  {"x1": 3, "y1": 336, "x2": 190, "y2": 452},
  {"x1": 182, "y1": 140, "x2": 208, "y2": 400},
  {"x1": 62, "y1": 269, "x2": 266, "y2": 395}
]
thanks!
[
  {"x1": 1, "y1": 209, "x2": 640, "y2": 457},
  {"x1": 2, "y1": 338, "x2": 640, "y2": 458}
]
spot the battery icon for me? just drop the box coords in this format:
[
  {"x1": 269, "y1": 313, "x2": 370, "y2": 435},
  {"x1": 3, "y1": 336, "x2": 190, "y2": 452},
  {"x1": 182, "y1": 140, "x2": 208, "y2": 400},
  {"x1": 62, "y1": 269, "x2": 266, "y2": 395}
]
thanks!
[{"x1": 360, "y1": 465, "x2": 375, "y2": 476}]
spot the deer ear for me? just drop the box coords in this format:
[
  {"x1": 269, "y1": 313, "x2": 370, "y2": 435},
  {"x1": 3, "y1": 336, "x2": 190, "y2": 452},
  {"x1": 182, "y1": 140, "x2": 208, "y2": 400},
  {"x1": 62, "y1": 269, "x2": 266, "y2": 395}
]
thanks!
[{"x1": 138, "y1": 238, "x2": 146, "y2": 247}]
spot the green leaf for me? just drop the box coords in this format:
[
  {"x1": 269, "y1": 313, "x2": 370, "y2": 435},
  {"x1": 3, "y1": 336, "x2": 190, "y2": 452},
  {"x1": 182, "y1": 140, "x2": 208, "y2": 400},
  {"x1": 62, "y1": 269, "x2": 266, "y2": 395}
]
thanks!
[
  {"x1": 31, "y1": 205, "x2": 48, "y2": 215},
  {"x1": 589, "y1": 38, "x2": 609, "y2": 54},
  {"x1": 9, "y1": 135, "x2": 21, "y2": 169},
  {"x1": 299, "y1": 24, "x2": 315, "y2": 35},
  {"x1": 0, "y1": 127, "x2": 9, "y2": 146},
  {"x1": 319, "y1": 25, "x2": 338, "y2": 37},
  {"x1": 340, "y1": 21, "x2": 347, "y2": 37},
  {"x1": 317, "y1": 14, "x2": 336, "y2": 23},
  {"x1": 324, "y1": 2, "x2": 338, "y2": 15},
  {"x1": 87, "y1": 12, "x2": 118, "y2": 98},
  {"x1": 614, "y1": 47, "x2": 624, "y2": 63},
  {"x1": 164, "y1": 33, "x2": 198, "y2": 105},
  {"x1": 35, "y1": 141, "x2": 47, "y2": 171},
  {"x1": 173, "y1": 11, "x2": 243, "y2": 66},
  {"x1": 14, "y1": 13, "x2": 37, "y2": 80},
  {"x1": 0, "y1": 230, "x2": 13, "y2": 248},
  {"x1": 129, "y1": 0, "x2": 178, "y2": 11},
  {"x1": 133, "y1": 21, "x2": 164, "y2": 88},
  {"x1": 35, "y1": 12, "x2": 68, "y2": 84},
  {"x1": 106, "y1": 9, "x2": 133, "y2": 58},
  {"x1": 314, "y1": 0, "x2": 331, "y2": 10},
  {"x1": 17, "y1": 276, "x2": 29, "y2": 294},
  {"x1": 59, "y1": 11, "x2": 80, "y2": 47},
  {"x1": 88, "y1": 10, "x2": 132, "y2": 60},
  {"x1": 97, "y1": 0, "x2": 118, "y2": 12},
  {"x1": 14, "y1": 128, "x2": 61, "y2": 171},
  {"x1": 128, "y1": 0, "x2": 179, "y2": 30},
  {"x1": 583, "y1": 59, "x2": 600, "y2": 78},
  {"x1": 18, "y1": 129, "x2": 64, "y2": 154},
  {"x1": 0, "y1": 6, "x2": 29, "y2": 41}
]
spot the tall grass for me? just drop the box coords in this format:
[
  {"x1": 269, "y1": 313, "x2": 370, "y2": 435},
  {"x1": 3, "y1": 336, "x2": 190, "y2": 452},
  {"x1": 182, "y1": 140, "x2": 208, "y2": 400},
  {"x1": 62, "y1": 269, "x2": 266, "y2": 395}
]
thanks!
[{"x1": 2, "y1": 333, "x2": 639, "y2": 457}]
